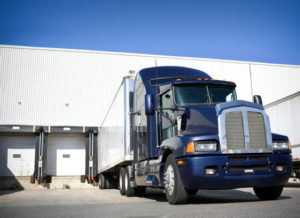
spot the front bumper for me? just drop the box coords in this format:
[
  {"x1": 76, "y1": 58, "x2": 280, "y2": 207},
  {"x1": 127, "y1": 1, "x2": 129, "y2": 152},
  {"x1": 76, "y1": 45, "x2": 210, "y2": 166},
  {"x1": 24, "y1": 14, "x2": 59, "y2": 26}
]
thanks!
[{"x1": 177, "y1": 154, "x2": 292, "y2": 189}]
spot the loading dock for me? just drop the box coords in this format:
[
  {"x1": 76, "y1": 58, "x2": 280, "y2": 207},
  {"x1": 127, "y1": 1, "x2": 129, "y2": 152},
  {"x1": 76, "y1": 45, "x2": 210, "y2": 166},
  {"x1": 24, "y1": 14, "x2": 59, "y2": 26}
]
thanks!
[{"x1": 0, "y1": 125, "x2": 98, "y2": 188}]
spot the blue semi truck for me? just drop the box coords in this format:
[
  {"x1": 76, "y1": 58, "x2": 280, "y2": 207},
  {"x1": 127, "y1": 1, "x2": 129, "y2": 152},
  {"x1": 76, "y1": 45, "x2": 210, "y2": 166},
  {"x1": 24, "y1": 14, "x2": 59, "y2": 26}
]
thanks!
[{"x1": 97, "y1": 66, "x2": 292, "y2": 204}]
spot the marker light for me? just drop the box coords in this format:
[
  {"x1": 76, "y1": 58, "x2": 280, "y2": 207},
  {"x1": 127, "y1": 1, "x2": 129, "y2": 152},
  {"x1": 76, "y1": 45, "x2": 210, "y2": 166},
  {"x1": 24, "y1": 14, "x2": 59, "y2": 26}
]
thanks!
[
  {"x1": 177, "y1": 160, "x2": 184, "y2": 165},
  {"x1": 197, "y1": 78, "x2": 202, "y2": 80},
  {"x1": 176, "y1": 78, "x2": 182, "y2": 81},
  {"x1": 186, "y1": 141, "x2": 195, "y2": 153}
]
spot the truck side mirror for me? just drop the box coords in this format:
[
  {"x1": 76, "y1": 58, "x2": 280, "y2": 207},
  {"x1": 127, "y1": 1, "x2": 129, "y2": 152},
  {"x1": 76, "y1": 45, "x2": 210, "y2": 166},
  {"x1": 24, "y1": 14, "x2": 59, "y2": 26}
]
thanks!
[
  {"x1": 253, "y1": 95, "x2": 263, "y2": 105},
  {"x1": 145, "y1": 94, "x2": 154, "y2": 116}
]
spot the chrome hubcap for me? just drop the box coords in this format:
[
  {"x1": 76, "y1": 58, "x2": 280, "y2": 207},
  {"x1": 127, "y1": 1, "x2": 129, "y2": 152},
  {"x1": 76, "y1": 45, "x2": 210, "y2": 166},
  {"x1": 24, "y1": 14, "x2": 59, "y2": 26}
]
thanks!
[{"x1": 164, "y1": 165, "x2": 175, "y2": 195}]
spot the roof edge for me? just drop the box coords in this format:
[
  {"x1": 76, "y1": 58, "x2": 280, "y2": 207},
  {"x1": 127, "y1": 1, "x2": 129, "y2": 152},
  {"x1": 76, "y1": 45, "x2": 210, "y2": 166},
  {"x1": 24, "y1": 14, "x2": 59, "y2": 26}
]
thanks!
[{"x1": 1, "y1": 44, "x2": 300, "y2": 69}]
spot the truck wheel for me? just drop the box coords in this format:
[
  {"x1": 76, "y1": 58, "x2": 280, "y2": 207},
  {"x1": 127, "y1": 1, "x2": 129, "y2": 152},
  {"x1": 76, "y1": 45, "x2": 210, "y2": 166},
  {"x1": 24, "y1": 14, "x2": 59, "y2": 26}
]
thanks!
[
  {"x1": 253, "y1": 186, "x2": 284, "y2": 200},
  {"x1": 125, "y1": 167, "x2": 135, "y2": 197},
  {"x1": 99, "y1": 174, "x2": 106, "y2": 189},
  {"x1": 164, "y1": 154, "x2": 188, "y2": 204},
  {"x1": 119, "y1": 167, "x2": 126, "y2": 195}
]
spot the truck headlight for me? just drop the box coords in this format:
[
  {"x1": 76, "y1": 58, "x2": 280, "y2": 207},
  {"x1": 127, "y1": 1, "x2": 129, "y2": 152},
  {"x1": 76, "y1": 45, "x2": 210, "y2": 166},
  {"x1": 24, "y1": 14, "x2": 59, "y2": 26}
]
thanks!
[
  {"x1": 186, "y1": 141, "x2": 217, "y2": 153},
  {"x1": 272, "y1": 141, "x2": 290, "y2": 150}
]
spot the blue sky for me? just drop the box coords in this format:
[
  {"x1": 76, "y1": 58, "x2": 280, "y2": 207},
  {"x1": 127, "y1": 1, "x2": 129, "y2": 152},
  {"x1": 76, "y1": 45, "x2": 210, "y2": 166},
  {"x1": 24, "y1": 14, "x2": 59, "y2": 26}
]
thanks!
[{"x1": 1, "y1": 0, "x2": 300, "y2": 65}]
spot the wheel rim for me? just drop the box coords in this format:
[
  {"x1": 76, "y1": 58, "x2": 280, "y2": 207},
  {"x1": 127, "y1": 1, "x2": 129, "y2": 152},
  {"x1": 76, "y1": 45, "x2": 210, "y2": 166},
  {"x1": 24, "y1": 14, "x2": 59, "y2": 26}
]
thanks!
[
  {"x1": 164, "y1": 165, "x2": 175, "y2": 196},
  {"x1": 125, "y1": 171, "x2": 128, "y2": 191}
]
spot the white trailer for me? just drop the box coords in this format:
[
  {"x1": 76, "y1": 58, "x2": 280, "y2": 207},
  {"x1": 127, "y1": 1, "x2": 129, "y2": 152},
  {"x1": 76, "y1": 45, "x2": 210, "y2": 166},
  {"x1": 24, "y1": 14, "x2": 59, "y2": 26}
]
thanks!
[
  {"x1": 265, "y1": 91, "x2": 300, "y2": 177},
  {"x1": 97, "y1": 76, "x2": 135, "y2": 188}
]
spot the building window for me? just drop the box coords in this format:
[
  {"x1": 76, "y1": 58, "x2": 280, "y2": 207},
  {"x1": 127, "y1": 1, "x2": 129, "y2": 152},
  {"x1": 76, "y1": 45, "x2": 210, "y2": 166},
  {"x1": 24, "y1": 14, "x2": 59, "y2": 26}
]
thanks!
[
  {"x1": 13, "y1": 154, "x2": 21, "y2": 158},
  {"x1": 63, "y1": 154, "x2": 70, "y2": 158}
]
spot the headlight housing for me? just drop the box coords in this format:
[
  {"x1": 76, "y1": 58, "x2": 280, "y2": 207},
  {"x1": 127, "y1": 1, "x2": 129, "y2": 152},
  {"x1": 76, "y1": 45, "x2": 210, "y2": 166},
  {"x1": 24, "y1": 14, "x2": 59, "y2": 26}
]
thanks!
[
  {"x1": 272, "y1": 140, "x2": 291, "y2": 150},
  {"x1": 186, "y1": 140, "x2": 217, "y2": 153}
]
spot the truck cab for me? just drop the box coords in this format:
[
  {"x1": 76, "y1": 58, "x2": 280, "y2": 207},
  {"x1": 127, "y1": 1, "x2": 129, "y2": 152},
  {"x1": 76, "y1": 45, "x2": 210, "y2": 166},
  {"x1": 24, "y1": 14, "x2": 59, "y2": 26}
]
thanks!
[{"x1": 130, "y1": 66, "x2": 292, "y2": 204}]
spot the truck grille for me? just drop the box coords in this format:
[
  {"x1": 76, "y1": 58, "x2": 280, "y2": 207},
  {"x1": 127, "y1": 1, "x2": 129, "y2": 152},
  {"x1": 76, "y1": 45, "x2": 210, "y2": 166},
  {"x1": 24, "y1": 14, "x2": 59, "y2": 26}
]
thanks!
[
  {"x1": 248, "y1": 112, "x2": 267, "y2": 148},
  {"x1": 225, "y1": 112, "x2": 245, "y2": 150},
  {"x1": 225, "y1": 111, "x2": 267, "y2": 150}
]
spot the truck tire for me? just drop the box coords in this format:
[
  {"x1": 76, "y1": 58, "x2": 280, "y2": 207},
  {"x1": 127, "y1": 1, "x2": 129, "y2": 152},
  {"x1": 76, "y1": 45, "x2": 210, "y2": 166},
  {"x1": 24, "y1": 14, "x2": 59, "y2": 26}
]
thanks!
[
  {"x1": 99, "y1": 174, "x2": 106, "y2": 189},
  {"x1": 164, "y1": 154, "x2": 188, "y2": 204},
  {"x1": 253, "y1": 186, "x2": 284, "y2": 200},
  {"x1": 125, "y1": 167, "x2": 135, "y2": 197},
  {"x1": 119, "y1": 167, "x2": 126, "y2": 195}
]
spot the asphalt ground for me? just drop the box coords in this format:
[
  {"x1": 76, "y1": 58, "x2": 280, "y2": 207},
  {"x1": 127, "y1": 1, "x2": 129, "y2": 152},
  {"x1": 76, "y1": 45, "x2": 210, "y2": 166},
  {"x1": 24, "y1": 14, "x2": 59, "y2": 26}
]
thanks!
[{"x1": 0, "y1": 187, "x2": 299, "y2": 218}]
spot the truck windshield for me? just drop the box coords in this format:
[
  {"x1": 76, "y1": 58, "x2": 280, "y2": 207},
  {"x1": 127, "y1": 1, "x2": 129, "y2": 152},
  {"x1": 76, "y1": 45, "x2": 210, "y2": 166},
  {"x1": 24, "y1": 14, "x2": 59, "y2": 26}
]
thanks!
[{"x1": 174, "y1": 84, "x2": 237, "y2": 105}]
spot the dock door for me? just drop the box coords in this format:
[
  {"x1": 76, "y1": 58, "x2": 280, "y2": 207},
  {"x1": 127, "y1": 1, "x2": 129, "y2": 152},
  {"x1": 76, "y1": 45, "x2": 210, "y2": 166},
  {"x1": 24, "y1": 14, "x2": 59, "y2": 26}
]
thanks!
[{"x1": 47, "y1": 134, "x2": 86, "y2": 176}]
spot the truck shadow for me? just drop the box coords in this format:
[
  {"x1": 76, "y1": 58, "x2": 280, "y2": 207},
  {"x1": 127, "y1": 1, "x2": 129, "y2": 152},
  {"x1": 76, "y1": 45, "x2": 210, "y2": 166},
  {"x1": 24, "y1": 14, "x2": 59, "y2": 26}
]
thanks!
[{"x1": 142, "y1": 188, "x2": 291, "y2": 204}]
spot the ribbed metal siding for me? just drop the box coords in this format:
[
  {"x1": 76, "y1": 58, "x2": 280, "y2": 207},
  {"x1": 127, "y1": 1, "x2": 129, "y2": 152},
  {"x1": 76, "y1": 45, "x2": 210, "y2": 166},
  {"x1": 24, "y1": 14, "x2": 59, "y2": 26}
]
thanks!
[
  {"x1": 225, "y1": 112, "x2": 245, "y2": 149},
  {"x1": 248, "y1": 112, "x2": 267, "y2": 148},
  {"x1": 1, "y1": 45, "x2": 299, "y2": 126},
  {"x1": 1, "y1": 46, "x2": 254, "y2": 126}
]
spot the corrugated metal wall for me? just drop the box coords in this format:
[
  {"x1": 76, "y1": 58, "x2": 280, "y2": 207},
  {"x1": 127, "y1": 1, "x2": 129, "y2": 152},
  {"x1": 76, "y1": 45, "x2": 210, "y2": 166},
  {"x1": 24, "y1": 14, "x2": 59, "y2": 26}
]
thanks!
[{"x1": 1, "y1": 45, "x2": 300, "y2": 126}]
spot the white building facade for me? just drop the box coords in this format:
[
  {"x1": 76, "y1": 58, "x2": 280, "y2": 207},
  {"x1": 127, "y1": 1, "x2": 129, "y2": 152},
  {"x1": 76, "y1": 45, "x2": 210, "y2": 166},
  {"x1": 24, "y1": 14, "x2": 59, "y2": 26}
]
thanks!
[{"x1": 0, "y1": 45, "x2": 300, "y2": 182}]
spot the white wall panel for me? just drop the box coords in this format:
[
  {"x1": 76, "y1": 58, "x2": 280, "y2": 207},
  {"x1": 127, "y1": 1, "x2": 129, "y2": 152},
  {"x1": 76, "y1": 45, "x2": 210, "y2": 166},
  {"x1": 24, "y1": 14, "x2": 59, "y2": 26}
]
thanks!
[{"x1": 1, "y1": 45, "x2": 300, "y2": 126}]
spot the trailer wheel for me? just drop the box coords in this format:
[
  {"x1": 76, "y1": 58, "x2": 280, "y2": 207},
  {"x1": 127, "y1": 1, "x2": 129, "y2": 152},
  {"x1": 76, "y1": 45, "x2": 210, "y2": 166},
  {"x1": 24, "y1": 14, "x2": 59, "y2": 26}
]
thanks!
[
  {"x1": 125, "y1": 167, "x2": 135, "y2": 197},
  {"x1": 119, "y1": 167, "x2": 126, "y2": 195},
  {"x1": 164, "y1": 154, "x2": 188, "y2": 204},
  {"x1": 99, "y1": 174, "x2": 106, "y2": 189},
  {"x1": 253, "y1": 186, "x2": 284, "y2": 200}
]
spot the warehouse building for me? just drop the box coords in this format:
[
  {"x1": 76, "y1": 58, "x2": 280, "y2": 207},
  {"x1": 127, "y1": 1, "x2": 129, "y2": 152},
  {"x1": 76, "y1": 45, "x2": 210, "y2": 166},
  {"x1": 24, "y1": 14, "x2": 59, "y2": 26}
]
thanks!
[{"x1": 0, "y1": 45, "x2": 300, "y2": 188}]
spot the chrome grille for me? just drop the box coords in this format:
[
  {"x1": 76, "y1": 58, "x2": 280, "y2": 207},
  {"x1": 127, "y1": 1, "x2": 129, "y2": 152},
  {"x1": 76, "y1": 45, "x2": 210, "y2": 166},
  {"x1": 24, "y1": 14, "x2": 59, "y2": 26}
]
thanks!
[
  {"x1": 248, "y1": 112, "x2": 267, "y2": 148},
  {"x1": 225, "y1": 112, "x2": 245, "y2": 149}
]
